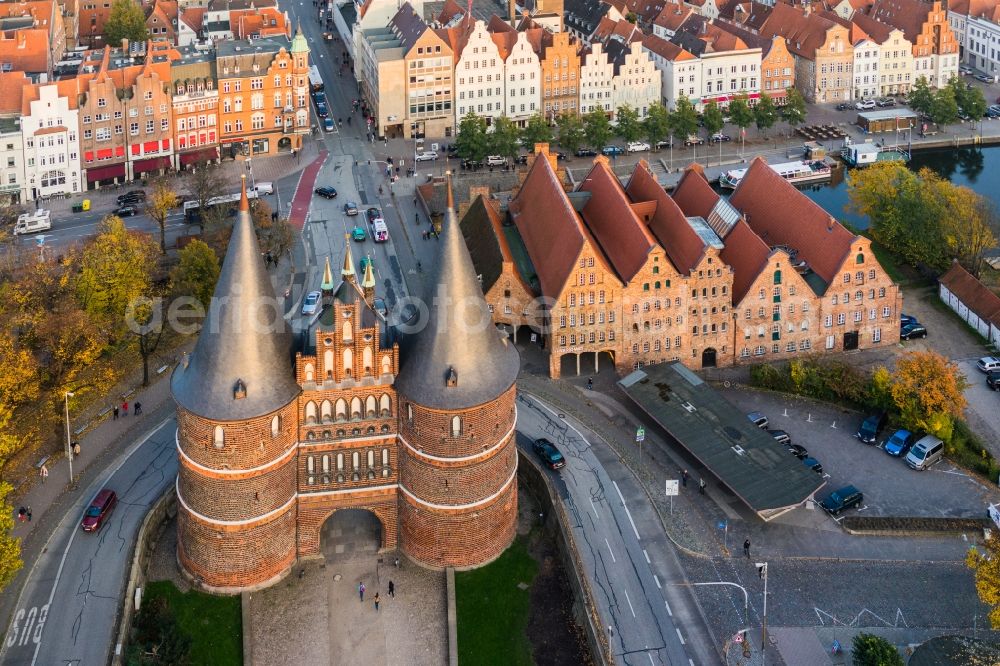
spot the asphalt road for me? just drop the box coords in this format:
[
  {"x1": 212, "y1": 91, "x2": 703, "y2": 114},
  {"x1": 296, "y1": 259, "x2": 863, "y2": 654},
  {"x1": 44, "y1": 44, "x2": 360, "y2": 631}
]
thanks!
[
  {"x1": 515, "y1": 393, "x2": 708, "y2": 666},
  {"x1": 0, "y1": 419, "x2": 177, "y2": 666}
]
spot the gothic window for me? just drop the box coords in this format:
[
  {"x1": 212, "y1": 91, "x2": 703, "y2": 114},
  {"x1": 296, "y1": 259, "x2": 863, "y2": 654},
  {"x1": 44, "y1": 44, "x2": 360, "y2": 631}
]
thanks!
[
  {"x1": 271, "y1": 415, "x2": 280, "y2": 437},
  {"x1": 343, "y1": 348, "x2": 353, "y2": 376},
  {"x1": 343, "y1": 320, "x2": 353, "y2": 341},
  {"x1": 321, "y1": 400, "x2": 332, "y2": 422},
  {"x1": 213, "y1": 426, "x2": 224, "y2": 448},
  {"x1": 366, "y1": 396, "x2": 377, "y2": 419},
  {"x1": 324, "y1": 350, "x2": 333, "y2": 378},
  {"x1": 352, "y1": 451, "x2": 360, "y2": 469},
  {"x1": 336, "y1": 399, "x2": 347, "y2": 421},
  {"x1": 363, "y1": 346, "x2": 373, "y2": 375},
  {"x1": 304, "y1": 363, "x2": 314, "y2": 381},
  {"x1": 381, "y1": 355, "x2": 392, "y2": 375},
  {"x1": 351, "y1": 397, "x2": 362, "y2": 420},
  {"x1": 379, "y1": 394, "x2": 391, "y2": 417},
  {"x1": 337, "y1": 453, "x2": 344, "y2": 471},
  {"x1": 451, "y1": 416, "x2": 462, "y2": 438},
  {"x1": 367, "y1": 450, "x2": 375, "y2": 467},
  {"x1": 305, "y1": 401, "x2": 317, "y2": 424}
]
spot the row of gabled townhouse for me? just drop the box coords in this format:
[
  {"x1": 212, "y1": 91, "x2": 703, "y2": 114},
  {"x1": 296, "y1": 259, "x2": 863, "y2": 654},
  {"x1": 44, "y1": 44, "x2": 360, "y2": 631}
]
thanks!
[
  {"x1": 0, "y1": 32, "x2": 310, "y2": 204},
  {"x1": 457, "y1": 144, "x2": 902, "y2": 378}
]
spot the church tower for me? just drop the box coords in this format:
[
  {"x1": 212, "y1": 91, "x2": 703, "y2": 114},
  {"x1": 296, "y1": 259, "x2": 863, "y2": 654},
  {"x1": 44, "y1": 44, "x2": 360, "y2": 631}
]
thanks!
[
  {"x1": 171, "y1": 177, "x2": 301, "y2": 592},
  {"x1": 395, "y1": 177, "x2": 520, "y2": 568}
]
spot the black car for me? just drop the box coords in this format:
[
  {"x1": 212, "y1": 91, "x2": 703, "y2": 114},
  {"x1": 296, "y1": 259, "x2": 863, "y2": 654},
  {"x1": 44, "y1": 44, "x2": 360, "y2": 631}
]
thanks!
[
  {"x1": 855, "y1": 410, "x2": 888, "y2": 444},
  {"x1": 767, "y1": 429, "x2": 791, "y2": 445},
  {"x1": 314, "y1": 186, "x2": 338, "y2": 199},
  {"x1": 819, "y1": 485, "x2": 863, "y2": 514},
  {"x1": 835, "y1": 102, "x2": 852, "y2": 111},
  {"x1": 556, "y1": 152, "x2": 568, "y2": 161},
  {"x1": 802, "y1": 457, "x2": 824, "y2": 474},
  {"x1": 787, "y1": 443, "x2": 809, "y2": 459},
  {"x1": 515, "y1": 154, "x2": 529, "y2": 165},
  {"x1": 900, "y1": 323, "x2": 927, "y2": 340},
  {"x1": 709, "y1": 133, "x2": 732, "y2": 143},
  {"x1": 900, "y1": 313, "x2": 918, "y2": 326},
  {"x1": 575, "y1": 148, "x2": 598, "y2": 157},
  {"x1": 116, "y1": 191, "x2": 145, "y2": 205},
  {"x1": 532, "y1": 438, "x2": 565, "y2": 470},
  {"x1": 115, "y1": 205, "x2": 137, "y2": 217},
  {"x1": 987, "y1": 371, "x2": 1000, "y2": 391},
  {"x1": 876, "y1": 98, "x2": 896, "y2": 107}
]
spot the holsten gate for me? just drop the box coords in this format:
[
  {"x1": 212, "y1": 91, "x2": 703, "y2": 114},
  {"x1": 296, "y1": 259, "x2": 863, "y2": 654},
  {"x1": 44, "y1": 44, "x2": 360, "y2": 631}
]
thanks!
[{"x1": 171, "y1": 177, "x2": 520, "y2": 592}]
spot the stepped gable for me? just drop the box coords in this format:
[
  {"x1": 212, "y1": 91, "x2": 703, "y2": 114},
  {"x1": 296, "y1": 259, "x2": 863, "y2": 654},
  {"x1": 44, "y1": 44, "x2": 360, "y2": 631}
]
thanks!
[
  {"x1": 395, "y1": 176, "x2": 519, "y2": 411},
  {"x1": 729, "y1": 157, "x2": 854, "y2": 287},
  {"x1": 171, "y1": 177, "x2": 299, "y2": 420}
]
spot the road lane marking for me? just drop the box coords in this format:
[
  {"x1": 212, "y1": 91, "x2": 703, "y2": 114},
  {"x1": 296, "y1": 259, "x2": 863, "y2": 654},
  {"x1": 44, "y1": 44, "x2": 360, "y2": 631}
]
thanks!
[
  {"x1": 643, "y1": 549, "x2": 650, "y2": 563},
  {"x1": 653, "y1": 575, "x2": 661, "y2": 589},
  {"x1": 605, "y1": 538, "x2": 616, "y2": 563},
  {"x1": 665, "y1": 600, "x2": 673, "y2": 616},
  {"x1": 623, "y1": 588, "x2": 636, "y2": 618},
  {"x1": 675, "y1": 628, "x2": 685, "y2": 645},
  {"x1": 589, "y1": 497, "x2": 599, "y2": 522},
  {"x1": 648, "y1": 652, "x2": 655, "y2": 665},
  {"x1": 612, "y1": 480, "x2": 641, "y2": 540}
]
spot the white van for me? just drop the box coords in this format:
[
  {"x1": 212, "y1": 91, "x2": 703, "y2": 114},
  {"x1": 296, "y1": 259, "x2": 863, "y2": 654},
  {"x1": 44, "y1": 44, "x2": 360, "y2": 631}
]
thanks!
[
  {"x1": 14, "y1": 210, "x2": 51, "y2": 235},
  {"x1": 905, "y1": 435, "x2": 944, "y2": 471},
  {"x1": 251, "y1": 182, "x2": 274, "y2": 196},
  {"x1": 486, "y1": 155, "x2": 506, "y2": 166}
]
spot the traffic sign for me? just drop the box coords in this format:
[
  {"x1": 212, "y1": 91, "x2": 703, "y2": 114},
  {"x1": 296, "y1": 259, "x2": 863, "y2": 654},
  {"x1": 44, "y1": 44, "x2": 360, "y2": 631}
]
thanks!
[
  {"x1": 733, "y1": 632, "x2": 744, "y2": 643},
  {"x1": 635, "y1": 427, "x2": 645, "y2": 442},
  {"x1": 665, "y1": 480, "x2": 679, "y2": 497}
]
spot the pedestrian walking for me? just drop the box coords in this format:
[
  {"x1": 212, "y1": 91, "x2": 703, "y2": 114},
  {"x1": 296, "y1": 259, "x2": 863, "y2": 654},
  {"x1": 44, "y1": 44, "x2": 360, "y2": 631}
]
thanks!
[
  {"x1": 26, "y1": 507, "x2": 31, "y2": 522},
  {"x1": 374, "y1": 592, "x2": 380, "y2": 611},
  {"x1": 122, "y1": 401, "x2": 129, "y2": 416},
  {"x1": 388, "y1": 580, "x2": 395, "y2": 597},
  {"x1": 587, "y1": 377, "x2": 593, "y2": 390},
  {"x1": 743, "y1": 538, "x2": 751, "y2": 559},
  {"x1": 134, "y1": 401, "x2": 142, "y2": 416},
  {"x1": 17, "y1": 507, "x2": 26, "y2": 522},
  {"x1": 359, "y1": 582, "x2": 366, "y2": 602},
  {"x1": 698, "y1": 478, "x2": 706, "y2": 495},
  {"x1": 394, "y1": 557, "x2": 400, "y2": 569},
  {"x1": 72, "y1": 441, "x2": 81, "y2": 457},
  {"x1": 40, "y1": 464, "x2": 48, "y2": 483},
  {"x1": 112, "y1": 405, "x2": 119, "y2": 420}
]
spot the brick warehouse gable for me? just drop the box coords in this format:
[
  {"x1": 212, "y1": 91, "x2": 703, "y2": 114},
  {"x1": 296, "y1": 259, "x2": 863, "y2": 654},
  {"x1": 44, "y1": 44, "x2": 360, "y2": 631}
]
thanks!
[{"x1": 173, "y1": 179, "x2": 519, "y2": 593}]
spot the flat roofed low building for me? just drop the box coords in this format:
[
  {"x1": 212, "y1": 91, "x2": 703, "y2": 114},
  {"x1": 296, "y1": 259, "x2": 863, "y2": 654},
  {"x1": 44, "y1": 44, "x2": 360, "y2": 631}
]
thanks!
[
  {"x1": 856, "y1": 108, "x2": 918, "y2": 133},
  {"x1": 618, "y1": 361, "x2": 825, "y2": 520}
]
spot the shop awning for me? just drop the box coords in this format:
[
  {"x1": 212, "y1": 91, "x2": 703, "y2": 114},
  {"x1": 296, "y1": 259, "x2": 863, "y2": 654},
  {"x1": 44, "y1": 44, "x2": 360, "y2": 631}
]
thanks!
[
  {"x1": 133, "y1": 156, "x2": 172, "y2": 174},
  {"x1": 179, "y1": 147, "x2": 219, "y2": 166},
  {"x1": 86, "y1": 163, "x2": 126, "y2": 182}
]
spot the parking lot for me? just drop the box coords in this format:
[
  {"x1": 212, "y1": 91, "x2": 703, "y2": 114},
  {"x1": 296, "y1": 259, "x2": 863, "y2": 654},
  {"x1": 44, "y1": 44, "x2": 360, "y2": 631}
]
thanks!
[{"x1": 720, "y1": 387, "x2": 999, "y2": 521}]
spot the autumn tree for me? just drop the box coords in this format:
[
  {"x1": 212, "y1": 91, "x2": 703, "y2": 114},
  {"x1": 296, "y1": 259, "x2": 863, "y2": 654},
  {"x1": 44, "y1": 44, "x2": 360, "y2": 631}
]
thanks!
[
  {"x1": 520, "y1": 112, "x2": 554, "y2": 151},
  {"x1": 488, "y1": 116, "x2": 521, "y2": 161},
  {"x1": 170, "y1": 239, "x2": 220, "y2": 310},
  {"x1": 0, "y1": 481, "x2": 22, "y2": 591},
  {"x1": 890, "y1": 350, "x2": 967, "y2": 442},
  {"x1": 643, "y1": 103, "x2": 670, "y2": 151},
  {"x1": 851, "y1": 633, "x2": 903, "y2": 666},
  {"x1": 455, "y1": 112, "x2": 489, "y2": 162},
  {"x1": 782, "y1": 87, "x2": 807, "y2": 128},
  {"x1": 614, "y1": 104, "x2": 643, "y2": 143},
  {"x1": 967, "y1": 531, "x2": 1000, "y2": 629},
  {"x1": 583, "y1": 108, "x2": 612, "y2": 152},
  {"x1": 555, "y1": 113, "x2": 585, "y2": 154},
  {"x1": 144, "y1": 177, "x2": 178, "y2": 255},
  {"x1": 251, "y1": 200, "x2": 294, "y2": 262},
  {"x1": 104, "y1": 0, "x2": 149, "y2": 46}
]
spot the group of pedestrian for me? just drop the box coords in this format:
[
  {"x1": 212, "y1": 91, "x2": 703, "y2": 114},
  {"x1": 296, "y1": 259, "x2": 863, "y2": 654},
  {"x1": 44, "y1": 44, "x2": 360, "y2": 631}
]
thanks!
[
  {"x1": 358, "y1": 579, "x2": 396, "y2": 612},
  {"x1": 16, "y1": 506, "x2": 32, "y2": 522},
  {"x1": 421, "y1": 230, "x2": 439, "y2": 241},
  {"x1": 111, "y1": 399, "x2": 142, "y2": 421}
]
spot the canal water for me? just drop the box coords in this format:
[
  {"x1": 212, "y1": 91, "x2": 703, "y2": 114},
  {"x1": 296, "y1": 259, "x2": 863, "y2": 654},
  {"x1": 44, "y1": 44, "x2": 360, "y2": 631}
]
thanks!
[{"x1": 801, "y1": 144, "x2": 999, "y2": 230}]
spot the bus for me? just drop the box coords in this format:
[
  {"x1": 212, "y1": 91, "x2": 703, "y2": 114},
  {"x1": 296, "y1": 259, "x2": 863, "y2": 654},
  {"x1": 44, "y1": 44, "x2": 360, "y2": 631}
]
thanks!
[
  {"x1": 308, "y1": 65, "x2": 324, "y2": 93},
  {"x1": 183, "y1": 191, "x2": 259, "y2": 223}
]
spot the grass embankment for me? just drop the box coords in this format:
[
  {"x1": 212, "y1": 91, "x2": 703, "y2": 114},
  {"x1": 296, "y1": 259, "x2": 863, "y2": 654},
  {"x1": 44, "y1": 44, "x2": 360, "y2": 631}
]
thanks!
[
  {"x1": 455, "y1": 536, "x2": 538, "y2": 666},
  {"x1": 141, "y1": 580, "x2": 242, "y2": 665}
]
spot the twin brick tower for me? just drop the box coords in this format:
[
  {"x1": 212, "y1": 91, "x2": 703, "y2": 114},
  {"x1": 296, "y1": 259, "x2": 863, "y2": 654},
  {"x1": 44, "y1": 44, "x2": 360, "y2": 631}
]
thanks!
[{"x1": 171, "y1": 178, "x2": 520, "y2": 591}]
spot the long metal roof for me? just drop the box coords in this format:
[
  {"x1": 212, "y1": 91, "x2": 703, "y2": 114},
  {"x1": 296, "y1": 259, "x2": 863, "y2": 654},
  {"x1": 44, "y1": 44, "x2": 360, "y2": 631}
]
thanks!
[
  {"x1": 171, "y1": 178, "x2": 300, "y2": 421},
  {"x1": 395, "y1": 177, "x2": 519, "y2": 410},
  {"x1": 619, "y1": 362, "x2": 824, "y2": 520}
]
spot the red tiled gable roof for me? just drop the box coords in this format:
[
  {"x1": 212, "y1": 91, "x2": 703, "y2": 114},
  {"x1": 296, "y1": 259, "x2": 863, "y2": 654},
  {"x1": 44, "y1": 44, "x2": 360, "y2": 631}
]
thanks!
[
  {"x1": 948, "y1": 0, "x2": 996, "y2": 17},
  {"x1": 698, "y1": 21, "x2": 750, "y2": 51},
  {"x1": 625, "y1": 161, "x2": 708, "y2": 274},
  {"x1": 939, "y1": 261, "x2": 1000, "y2": 328},
  {"x1": 0, "y1": 71, "x2": 27, "y2": 113},
  {"x1": 653, "y1": 1, "x2": 693, "y2": 31},
  {"x1": 719, "y1": 218, "x2": 771, "y2": 303},
  {"x1": 671, "y1": 164, "x2": 719, "y2": 219},
  {"x1": 436, "y1": 0, "x2": 466, "y2": 24},
  {"x1": 851, "y1": 11, "x2": 898, "y2": 44},
  {"x1": 509, "y1": 154, "x2": 596, "y2": 298},
  {"x1": 755, "y1": 2, "x2": 836, "y2": 58},
  {"x1": 869, "y1": 0, "x2": 934, "y2": 44},
  {"x1": 642, "y1": 32, "x2": 697, "y2": 60},
  {"x1": 0, "y1": 28, "x2": 49, "y2": 73},
  {"x1": 577, "y1": 157, "x2": 657, "y2": 283},
  {"x1": 625, "y1": 0, "x2": 668, "y2": 25},
  {"x1": 491, "y1": 29, "x2": 518, "y2": 59},
  {"x1": 729, "y1": 157, "x2": 855, "y2": 288},
  {"x1": 180, "y1": 7, "x2": 206, "y2": 31}
]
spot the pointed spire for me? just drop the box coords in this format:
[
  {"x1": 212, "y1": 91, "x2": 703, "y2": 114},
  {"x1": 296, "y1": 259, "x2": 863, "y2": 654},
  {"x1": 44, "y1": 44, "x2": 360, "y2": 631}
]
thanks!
[
  {"x1": 321, "y1": 255, "x2": 335, "y2": 293},
  {"x1": 395, "y1": 170, "x2": 519, "y2": 410},
  {"x1": 239, "y1": 174, "x2": 249, "y2": 213},
  {"x1": 361, "y1": 255, "x2": 376, "y2": 290},
  {"x1": 341, "y1": 234, "x2": 356, "y2": 279},
  {"x1": 171, "y1": 170, "x2": 299, "y2": 420}
]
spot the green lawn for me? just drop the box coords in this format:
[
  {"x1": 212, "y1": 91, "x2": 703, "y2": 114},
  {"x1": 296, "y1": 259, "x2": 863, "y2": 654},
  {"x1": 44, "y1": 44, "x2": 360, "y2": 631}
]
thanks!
[
  {"x1": 142, "y1": 580, "x2": 242, "y2": 665},
  {"x1": 455, "y1": 536, "x2": 538, "y2": 666}
]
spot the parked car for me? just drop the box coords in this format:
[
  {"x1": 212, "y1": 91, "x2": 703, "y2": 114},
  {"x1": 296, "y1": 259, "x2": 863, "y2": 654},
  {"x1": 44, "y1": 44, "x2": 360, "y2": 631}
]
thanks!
[
  {"x1": 575, "y1": 148, "x2": 598, "y2": 157},
  {"x1": 301, "y1": 290, "x2": 321, "y2": 316},
  {"x1": 555, "y1": 152, "x2": 568, "y2": 161},
  {"x1": 905, "y1": 435, "x2": 945, "y2": 470},
  {"x1": 884, "y1": 429, "x2": 917, "y2": 457},
  {"x1": 802, "y1": 457, "x2": 824, "y2": 474},
  {"x1": 977, "y1": 356, "x2": 1000, "y2": 372},
  {"x1": 314, "y1": 186, "x2": 338, "y2": 199},
  {"x1": 975, "y1": 73, "x2": 994, "y2": 83},
  {"x1": 462, "y1": 159, "x2": 483, "y2": 170},
  {"x1": 532, "y1": 437, "x2": 565, "y2": 470},
  {"x1": 835, "y1": 102, "x2": 853, "y2": 111},
  {"x1": 709, "y1": 133, "x2": 732, "y2": 143},
  {"x1": 515, "y1": 154, "x2": 529, "y2": 165},
  {"x1": 820, "y1": 485, "x2": 864, "y2": 515},
  {"x1": 414, "y1": 151, "x2": 438, "y2": 162},
  {"x1": 343, "y1": 201, "x2": 359, "y2": 216},
  {"x1": 486, "y1": 155, "x2": 507, "y2": 166},
  {"x1": 115, "y1": 205, "x2": 137, "y2": 217},
  {"x1": 876, "y1": 98, "x2": 896, "y2": 107},
  {"x1": 987, "y1": 370, "x2": 1000, "y2": 391},
  {"x1": 746, "y1": 411, "x2": 768, "y2": 429},
  {"x1": 856, "y1": 410, "x2": 888, "y2": 444},
  {"x1": 626, "y1": 141, "x2": 651, "y2": 153},
  {"x1": 602, "y1": 145, "x2": 624, "y2": 156},
  {"x1": 655, "y1": 139, "x2": 674, "y2": 149},
  {"x1": 899, "y1": 313, "x2": 919, "y2": 326},
  {"x1": 900, "y1": 323, "x2": 928, "y2": 340},
  {"x1": 117, "y1": 190, "x2": 146, "y2": 205},
  {"x1": 251, "y1": 182, "x2": 274, "y2": 196},
  {"x1": 787, "y1": 443, "x2": 809, "y2": 460},
  {"x1": 315, "y1": 101, "x2": 329, "y2": 117},
  {"x1": 323, "y1": 117, "x2": 336, "y2": 132},
  {"x1": 351, "y1": 225, "x2": 366, "y2": 242},
  {"x1": 767, "y1": 429, "x2": 791, "y2": 445},
  {"x1": 366, "y1": 207, "x2": 382, "y2": 224},
  {"x1": 960, "y1": 65, "x2": 974, "y2": 75},
  {"x1": 684, "y1": 134, "x2": 705, "y2": 146},
  {"x1": 987, "y1": 105, "x2": 1000, "y2": 119},
  {"x1": 856, "y1": 99, "x2": 877, "y2": 110},
  {"x1": 81, "y1": 489, "x2": 117, "y2": 532}
]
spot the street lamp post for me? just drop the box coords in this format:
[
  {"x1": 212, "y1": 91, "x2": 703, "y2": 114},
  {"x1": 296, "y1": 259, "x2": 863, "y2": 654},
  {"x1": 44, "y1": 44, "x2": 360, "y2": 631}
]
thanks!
[
  {"x1": 64, "y1": 391, "x2": 75, "y2": 484},
  {"x1": 756, "y1": 561, "x2": 769, "y2": 665}
]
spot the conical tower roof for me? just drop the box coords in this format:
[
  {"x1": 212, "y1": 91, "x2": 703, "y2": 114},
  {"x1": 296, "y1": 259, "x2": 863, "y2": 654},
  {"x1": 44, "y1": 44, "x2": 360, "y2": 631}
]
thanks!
[
  {"x1": 171, "y1": 177, "x2": 300, "y2": 420},
  {"x1": 396, "y1": 177, "x2": 519, "y2": 410},
  {"x1": 321, "y1": 255, "x2": 335, "y2": 291},
  {"x1": 361, "y1": 256, "x2": 376, "y2": 290}
]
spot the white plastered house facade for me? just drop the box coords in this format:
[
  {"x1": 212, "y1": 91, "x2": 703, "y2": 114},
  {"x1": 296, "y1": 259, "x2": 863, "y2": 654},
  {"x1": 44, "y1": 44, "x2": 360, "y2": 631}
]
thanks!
[
  {"x1": 455, "y1": 21, "x2": 506, "y2": 126},
  {"x1": 502, "y1": 32, "x2": 541, "y2": 126},
  {"x1": 24, "y1": 85, "x2": 81, "y2": 201},
  {"x1": 579, "y1": 42, "x2": 614, "y2": 115}
]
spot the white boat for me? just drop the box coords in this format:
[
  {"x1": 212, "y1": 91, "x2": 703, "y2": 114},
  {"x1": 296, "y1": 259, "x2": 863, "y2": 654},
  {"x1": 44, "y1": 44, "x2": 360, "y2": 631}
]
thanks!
[{"x1": 718, "y1": 160, "x2": 834, "y2": 189}]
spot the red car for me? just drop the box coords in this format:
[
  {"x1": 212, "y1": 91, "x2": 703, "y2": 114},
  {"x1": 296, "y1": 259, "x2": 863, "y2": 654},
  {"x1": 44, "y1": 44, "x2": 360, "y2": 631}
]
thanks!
[{"x1": 81, "y1": 488, "x2": 117, "y2": 532}]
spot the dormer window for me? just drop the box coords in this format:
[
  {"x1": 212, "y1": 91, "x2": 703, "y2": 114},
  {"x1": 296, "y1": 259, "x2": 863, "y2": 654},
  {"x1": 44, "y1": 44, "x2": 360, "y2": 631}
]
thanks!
[
  {"x1": 446, "y1": 367, "x2": 458, "y2": 387},
  {"x1": 234, "y1": 378, "x2": 247, "y2": 399}
]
